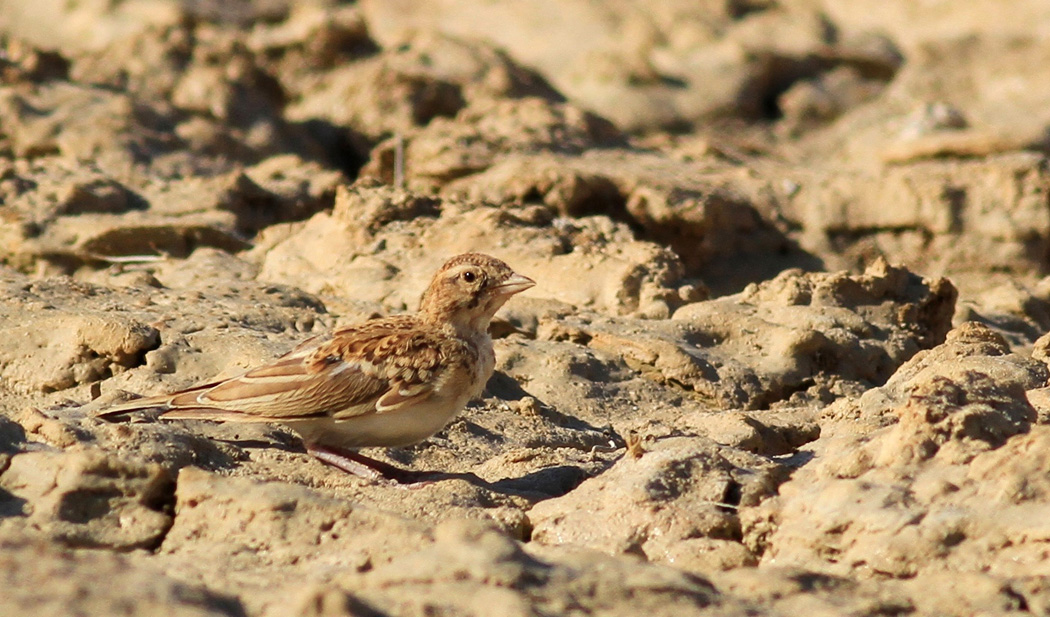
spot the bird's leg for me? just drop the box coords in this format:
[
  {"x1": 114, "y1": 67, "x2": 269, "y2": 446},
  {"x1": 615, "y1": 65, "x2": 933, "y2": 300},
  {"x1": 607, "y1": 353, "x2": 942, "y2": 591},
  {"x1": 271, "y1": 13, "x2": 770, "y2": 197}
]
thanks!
[
  {"x1": 305, "y1": 443, "x2": 425, "y2": 485},
  {"x1": 306, "y1": 444, "x2": 385, "y2": 481}
]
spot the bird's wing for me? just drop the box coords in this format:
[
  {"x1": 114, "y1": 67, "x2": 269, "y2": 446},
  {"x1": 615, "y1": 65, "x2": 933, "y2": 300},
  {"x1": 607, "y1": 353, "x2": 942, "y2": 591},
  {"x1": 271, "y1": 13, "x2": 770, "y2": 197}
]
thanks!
[
  {"x1": 309, "y1": 319, "x2": 447, "y2": 419},
  {"x1": 95, "y1": 319, "x2": 450, "y2": 422}
]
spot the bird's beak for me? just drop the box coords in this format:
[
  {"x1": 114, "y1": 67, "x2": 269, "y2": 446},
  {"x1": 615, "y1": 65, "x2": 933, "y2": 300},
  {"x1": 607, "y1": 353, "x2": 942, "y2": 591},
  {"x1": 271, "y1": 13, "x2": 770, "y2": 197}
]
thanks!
[{"x1": 494, "y1": 272, "x2": 535, "y2": 296}]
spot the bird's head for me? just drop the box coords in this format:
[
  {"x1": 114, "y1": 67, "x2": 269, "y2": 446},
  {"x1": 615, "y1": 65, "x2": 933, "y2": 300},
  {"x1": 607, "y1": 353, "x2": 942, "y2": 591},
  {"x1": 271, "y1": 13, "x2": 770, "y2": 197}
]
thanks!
[{"x1": 419, "y1": 253, "x2": 535, "y2": 333}]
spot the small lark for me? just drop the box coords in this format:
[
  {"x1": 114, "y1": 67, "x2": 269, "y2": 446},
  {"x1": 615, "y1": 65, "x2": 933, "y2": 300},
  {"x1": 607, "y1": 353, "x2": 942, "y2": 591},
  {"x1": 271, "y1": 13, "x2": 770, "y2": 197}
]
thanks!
[{"x1": 96, "y1": 253, "x2": 535, "y2": 482}]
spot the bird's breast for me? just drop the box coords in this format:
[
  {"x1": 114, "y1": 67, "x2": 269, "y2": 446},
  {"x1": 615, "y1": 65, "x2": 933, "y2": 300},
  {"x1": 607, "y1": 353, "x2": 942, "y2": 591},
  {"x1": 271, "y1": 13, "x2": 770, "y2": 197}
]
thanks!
[{"x1": 464, "y1": 332, "x2": 495, "y2": 400}]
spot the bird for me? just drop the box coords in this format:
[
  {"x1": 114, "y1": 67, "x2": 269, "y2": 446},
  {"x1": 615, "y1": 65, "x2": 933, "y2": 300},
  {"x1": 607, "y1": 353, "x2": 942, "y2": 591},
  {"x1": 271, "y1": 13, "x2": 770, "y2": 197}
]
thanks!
[{"x1": 95, "y1": 252, "x2": 535, "y2": 483}]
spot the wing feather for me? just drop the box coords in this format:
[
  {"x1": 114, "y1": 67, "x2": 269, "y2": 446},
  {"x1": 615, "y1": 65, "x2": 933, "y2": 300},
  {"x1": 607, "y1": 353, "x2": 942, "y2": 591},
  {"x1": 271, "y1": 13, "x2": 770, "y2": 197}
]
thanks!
[{"x1": 95, "y1": 316, "x2": 453, "y2": 423}]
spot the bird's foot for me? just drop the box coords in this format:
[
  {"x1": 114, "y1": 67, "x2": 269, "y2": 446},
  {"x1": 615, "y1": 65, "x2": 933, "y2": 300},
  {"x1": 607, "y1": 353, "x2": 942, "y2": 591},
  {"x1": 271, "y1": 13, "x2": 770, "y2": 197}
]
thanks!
[{"x1": 305, "y1": 443, "x2": 432, "y2": 488}]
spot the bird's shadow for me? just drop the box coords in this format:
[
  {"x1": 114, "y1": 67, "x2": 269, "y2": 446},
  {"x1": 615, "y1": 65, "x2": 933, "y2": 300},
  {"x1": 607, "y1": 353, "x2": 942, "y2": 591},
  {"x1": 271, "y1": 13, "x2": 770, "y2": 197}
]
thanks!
[
  {"x1": 213, "y1": 435, "x2": 610, "y2": 501},
  {"x1": 486, "y1": 371, "x2": 621, "y2": 439},
  {"x1": 405, "y1": 464, "x2": 597, "y2": 500},
  {"x1": 216, "y1": 437, "x2": 302, "y2": 453}
]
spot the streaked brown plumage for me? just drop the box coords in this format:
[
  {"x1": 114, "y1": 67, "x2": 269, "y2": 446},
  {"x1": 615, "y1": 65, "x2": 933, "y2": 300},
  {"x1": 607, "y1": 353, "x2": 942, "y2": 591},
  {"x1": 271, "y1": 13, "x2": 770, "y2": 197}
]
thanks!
[{"x1": 96, "y1": 253, "x2": 535, "y2": 481}]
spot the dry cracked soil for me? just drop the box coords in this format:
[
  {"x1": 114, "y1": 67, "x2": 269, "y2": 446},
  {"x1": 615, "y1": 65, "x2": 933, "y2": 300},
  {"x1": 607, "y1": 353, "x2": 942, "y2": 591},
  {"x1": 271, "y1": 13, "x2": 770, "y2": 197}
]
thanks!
[{"x1": 2, "y1": 1, "x2": 1050, "y2": 616}]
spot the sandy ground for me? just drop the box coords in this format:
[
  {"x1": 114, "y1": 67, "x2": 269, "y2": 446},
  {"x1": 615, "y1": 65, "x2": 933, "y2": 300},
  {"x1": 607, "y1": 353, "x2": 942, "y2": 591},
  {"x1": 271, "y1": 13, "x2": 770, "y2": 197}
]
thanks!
[{"x1": 2, "y1": 1, "x2": 1050, "y2": 615}]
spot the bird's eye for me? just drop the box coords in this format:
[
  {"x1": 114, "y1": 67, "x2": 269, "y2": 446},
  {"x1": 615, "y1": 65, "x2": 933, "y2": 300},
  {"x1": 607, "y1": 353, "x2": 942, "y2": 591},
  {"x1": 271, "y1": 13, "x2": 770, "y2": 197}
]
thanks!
[{"x1": 462, "y1": 271, "x2": 477, "y2": 283}]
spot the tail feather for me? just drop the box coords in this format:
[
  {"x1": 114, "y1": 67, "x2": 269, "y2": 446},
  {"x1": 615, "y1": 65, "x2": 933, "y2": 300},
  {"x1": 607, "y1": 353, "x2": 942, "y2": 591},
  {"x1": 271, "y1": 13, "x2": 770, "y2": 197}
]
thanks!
[
  {"x1": 94, "y1": 381, "x2": 281, "y2": 425},
  {"x1": 94, "y1": 393, "x2": 178, "y2": 418},
  {"x1": 93, "y1": 380, "x2": 223, "y2": 419}
]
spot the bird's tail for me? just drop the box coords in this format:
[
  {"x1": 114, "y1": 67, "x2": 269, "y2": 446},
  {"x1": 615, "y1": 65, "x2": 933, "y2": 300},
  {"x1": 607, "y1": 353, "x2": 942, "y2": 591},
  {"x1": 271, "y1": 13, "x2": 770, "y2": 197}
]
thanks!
[
  {"x1": 93, "y1": 382, "x2": 275, "y2": 424},
  {"x1": 93, "y1": 393, "x2": 177, "y2": 418},
  {"x1": 93, "y1": 381, "x2": 219, "y2": 419}
]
